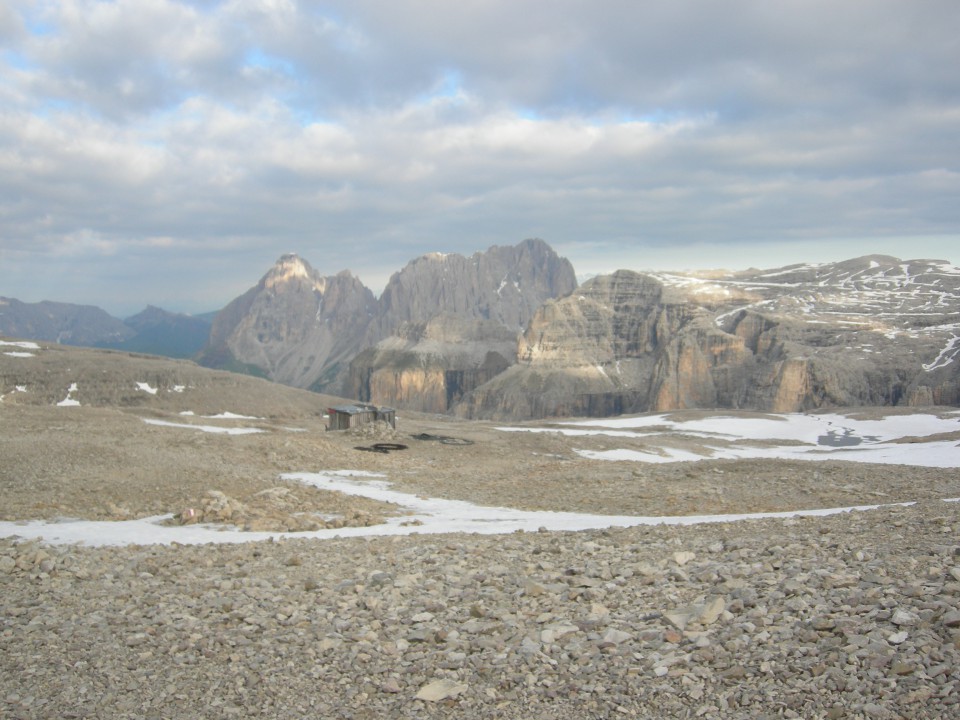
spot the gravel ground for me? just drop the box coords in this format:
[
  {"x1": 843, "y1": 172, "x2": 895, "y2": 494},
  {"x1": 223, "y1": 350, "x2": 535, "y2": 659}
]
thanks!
[
  {"x1": 2, "y1": 343, "x2": 960, "y2": 718},
  {"x1": 3, "y1": 503, "x2": 959, "y2": 719}
]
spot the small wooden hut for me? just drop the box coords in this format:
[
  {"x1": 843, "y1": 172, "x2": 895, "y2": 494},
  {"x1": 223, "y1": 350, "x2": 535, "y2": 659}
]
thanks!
[{"x1": 326, "y1": 404, "x2": 396, "y2": 431}]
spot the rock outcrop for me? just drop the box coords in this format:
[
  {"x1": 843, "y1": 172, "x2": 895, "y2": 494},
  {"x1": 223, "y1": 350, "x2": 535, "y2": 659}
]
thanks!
[
  {"x1": 199, "y1": 240, "x2": 578, "y2": 399},
  {"x1": 456, "y1": 257, "x2": 960, "y2": 419}
]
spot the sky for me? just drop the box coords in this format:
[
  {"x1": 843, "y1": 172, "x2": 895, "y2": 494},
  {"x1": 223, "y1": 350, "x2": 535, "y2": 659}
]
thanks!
[{"x1": 1, "y1": 0, "x2": 959, "y2": 317}]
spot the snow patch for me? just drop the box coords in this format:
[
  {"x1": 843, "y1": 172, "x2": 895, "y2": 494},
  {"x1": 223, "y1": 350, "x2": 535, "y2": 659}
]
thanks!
[
  {"x1": 57, "y1": 383, "x2": 80, "y2": 407},
  {"x1": 0, "y1": 385, "x2": 29, "y2": 402},
  {"x1": 142, "y1": 418, "x2": 264, "y2": 435},
  {"x1": 0, "y1": 340, "x2": 40, "y2": 350},
  {"x1": 2, "y1": 412, "x2": 959, "y2": 547},
  {"x1": 0, "y1": 469, "x2": 949, "y2": 547},
  {"x1": 503, "y1": 412, "x2": 960, "y2": 468},
  {"x1": 922, "y1": 335, "x2": 960, "y2": 372}
]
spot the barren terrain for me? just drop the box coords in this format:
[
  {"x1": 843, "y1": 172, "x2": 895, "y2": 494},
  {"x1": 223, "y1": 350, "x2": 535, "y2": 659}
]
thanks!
[{"x1": 2, "y1": 341, "x2": 959, "y2": 718}]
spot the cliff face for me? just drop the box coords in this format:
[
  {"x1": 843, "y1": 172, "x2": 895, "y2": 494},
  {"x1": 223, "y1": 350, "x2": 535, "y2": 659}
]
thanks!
[
  {"x1": 198, "y1": 255, "x2": 377, "y2": 390},
  {"x1": 456, "y1": 257, "x2": 960, "y2": 419},
  {"x1": 348, "y1": 314, "x2": 517, "y2": 413}
]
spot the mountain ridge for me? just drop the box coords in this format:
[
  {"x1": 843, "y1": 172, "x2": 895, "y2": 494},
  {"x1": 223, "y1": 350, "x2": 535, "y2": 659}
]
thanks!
[
  {"x1": 195, "y1": 239, "x2": 577, "y2": 399},
  {"x1": 3, "y1": 246, "x2": 959, "y2": 420}
]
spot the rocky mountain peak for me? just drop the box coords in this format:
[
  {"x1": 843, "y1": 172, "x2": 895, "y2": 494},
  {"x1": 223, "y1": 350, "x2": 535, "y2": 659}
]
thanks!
[
  {"x1": 198, "y1": 255, "x2": 377, "y2": 390},
  {"x1": 261, "y1": 254, "x2": 323, "y2": 292},
  {"x1": 376, "y1": 237, "x2": 577, "y2": 336}
]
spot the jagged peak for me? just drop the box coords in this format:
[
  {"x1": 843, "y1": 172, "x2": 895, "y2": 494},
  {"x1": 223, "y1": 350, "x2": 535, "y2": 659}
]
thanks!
[
  {"x1": 263, "y1": 254, "x2": 318, "y2": 290},
  {"x1": 272, "y1": 253, "x2": 312, "y2": 272}
]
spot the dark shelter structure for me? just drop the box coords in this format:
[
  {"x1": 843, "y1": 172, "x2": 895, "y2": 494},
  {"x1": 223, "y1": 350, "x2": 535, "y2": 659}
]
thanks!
[{"x1": 326, "y1": 404, "x2": 396, "y2": 431}]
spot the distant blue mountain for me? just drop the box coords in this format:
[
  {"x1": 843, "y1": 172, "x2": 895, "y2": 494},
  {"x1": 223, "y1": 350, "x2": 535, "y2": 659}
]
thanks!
[
  {"x1": 0, "y1": 298, "x2": 212, "y2": 360},
  {"x1": 98, "y1": 305, "x2": 213, "y2": 358}
]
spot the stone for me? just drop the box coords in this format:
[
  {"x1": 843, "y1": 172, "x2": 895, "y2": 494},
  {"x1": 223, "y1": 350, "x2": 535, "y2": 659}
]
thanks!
[
  {"x1": 523, "y1": 579, "x2": 548, "y2": 596},
  {"x1": 942, "y1": 610, "x2": 960, "y2": 627},
  {"x1": 698, "y1": 596, "x2": 726, "y2": 626},
  {"x1": 891, "y1": 609, "x2": 918, "y2": 626},
  {"x1": 721, "y1": 666, "x2": 747, "y2": 680},
  {"x1": 415, "y1": 679, "x2": 468, "y2": 702},
  {"x1": 587, "y1": 603, "x2": 611, "y2": 622},
  {"x1": 599, "y1": 629, "x2": 631, "y2": 647},
  {"x1": 381, "y1": 678, "x2": 402, "y2": 694},
  {"x1": 541, "y1": 624, "x2": 579, "y2": 644},
  {"x1": 890, "y1": 662, "x2": 915, "y2": 676},
  {"x1": 664, "y1": 609, "x2": 697, "y2": 631},
  {"x1": 812, "y1": 617, "x2": 836, "y2": 631}
]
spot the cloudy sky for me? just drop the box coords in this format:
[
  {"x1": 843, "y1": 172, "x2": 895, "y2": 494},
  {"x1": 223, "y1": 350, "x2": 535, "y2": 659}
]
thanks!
[{"x1": 2, "y1": 0, "x2": 959, "y2": 316}]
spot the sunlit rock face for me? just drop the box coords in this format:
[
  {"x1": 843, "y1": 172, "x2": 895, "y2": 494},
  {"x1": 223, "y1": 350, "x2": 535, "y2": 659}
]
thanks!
[
  {"x1": 347, "y1": 239, "x2": 577, "y2": 411},
  {"x1": 454, "y1": 257, "x2": 960, "y2": 419}
]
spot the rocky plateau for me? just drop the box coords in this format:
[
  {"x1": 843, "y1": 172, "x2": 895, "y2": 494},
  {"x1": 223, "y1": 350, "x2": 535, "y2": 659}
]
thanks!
[{"x1": 457, "y1": 256, "x2": 960, "y2": 419}]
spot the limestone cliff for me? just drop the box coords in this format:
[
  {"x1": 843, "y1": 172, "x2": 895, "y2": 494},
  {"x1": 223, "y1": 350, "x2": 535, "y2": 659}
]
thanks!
[
  {"x1": 199, "y1": 250, "x2": 960, "y2": 419},
  {"x1": 455, "y1": 257, "x2": 960, "y2": 419},
  {"x1": 348, "y1": 314, "x2": 517, "y2": 413}
]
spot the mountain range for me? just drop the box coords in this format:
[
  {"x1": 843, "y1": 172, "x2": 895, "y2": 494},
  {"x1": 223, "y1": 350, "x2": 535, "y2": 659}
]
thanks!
[{"x1": 3, "y1": 240, "x2": 959, "y2": 419}]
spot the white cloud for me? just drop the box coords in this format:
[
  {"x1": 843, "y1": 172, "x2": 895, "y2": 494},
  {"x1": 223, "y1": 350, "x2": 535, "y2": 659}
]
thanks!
[{"x1": 0, "y1": 0, "x2": 958, "y2": 315}]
